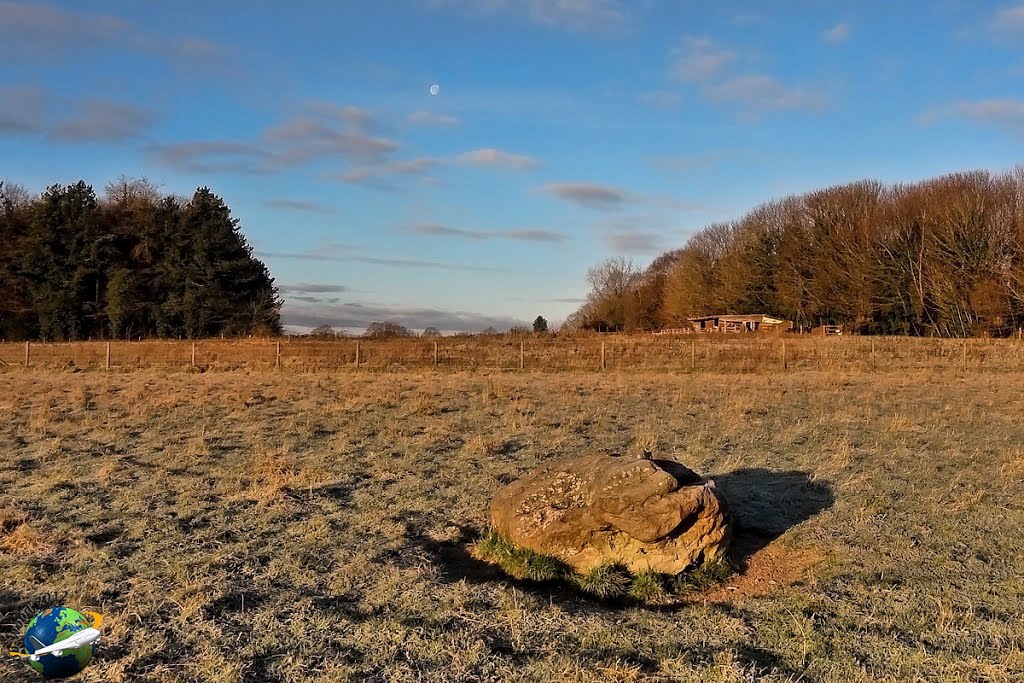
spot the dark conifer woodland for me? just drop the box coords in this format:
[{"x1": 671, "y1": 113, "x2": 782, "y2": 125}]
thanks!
[
  {"x1": 570, "y1": 167, "x2": 1024, "y2": 337},
  {"x1": 0, "y1": 177, "x2": 281, "y2": 341}
]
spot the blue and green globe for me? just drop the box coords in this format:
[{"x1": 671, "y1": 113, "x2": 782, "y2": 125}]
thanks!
[{"x1": 22, "y1": 607, "x2": 94, "y2": 679}]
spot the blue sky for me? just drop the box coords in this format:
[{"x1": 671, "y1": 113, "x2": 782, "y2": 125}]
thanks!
[{"x1": 1, "y1": 1, "x2": 1022, "y2": 332}]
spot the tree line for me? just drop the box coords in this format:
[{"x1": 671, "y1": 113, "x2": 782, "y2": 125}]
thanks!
[
  {"x1": 569, "y1": 167, "x2": 1024, "y2": 337},
  {"x1": 0, "y1": 177, "x2": 281, "y2": 341}
]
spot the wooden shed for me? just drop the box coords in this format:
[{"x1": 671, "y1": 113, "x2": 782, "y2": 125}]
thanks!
[{"x1": 688, "y1": 314, "x2": 793, "y2": 334}]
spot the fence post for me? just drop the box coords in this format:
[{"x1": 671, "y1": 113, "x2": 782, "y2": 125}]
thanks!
[
  {"x1": 433, "y1": 341, "x2": 438, "y2": 367},
  {"x1": 105, "y1": 342, "x2": 111, "y2": 370},
  {"x1": 276, "y1": 341, "x2": 281, "y2": 368},
  {"x1": 601, "y1": 341, "x2": 606, "y2": 371},
  {"x1": 24, "y1": 341, "x2": 30, "y2": 368},
  {"x1": 782, "y1": 340, "x2": 787, "y2": 370},
  {"x1": 355, "y1": 342, "x2": 360, "y2": 368},
  {"x1": 191, "y1": 341, "x2": 196, "y2": 368},
  {"x1": 520, "y1": 341, "x2": 525, "y2": 371}
]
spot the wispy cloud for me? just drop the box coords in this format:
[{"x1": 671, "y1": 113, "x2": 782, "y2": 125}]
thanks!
[
  {"x1": 0, "y1": 86, "x2": 47, "y2": 133},
  {"x1": 706, "y1": 75, "x2": 825, "y2": 113},
  {"x1": 150, "y1": 104, "x2": 401, "y2": 174},
  {"x1": 49, "y1": 100, "x2": 155, "y2": 142},
  {"x1": 649, "y1": 152, "x2": 722, "y2": 173},
  {"x1": 339, "y1": 148, "x2": 537, "y2": 191},
  {"x1": 278, "y1": 282, "x2": 350, "y2": 294},
  {"x1": 0, "y1": 88, "x2": 157, "y2": 143},
  {"x1": 990, "y1": 3, "x2": 1024, "y2": 37},
  {"x1": 263, "y1": 199, "x2": 338, "y2": 215},
  {"x1": 541, "y1": 182, "x2": 629, "y2": 209},
  {"x1": 147, "y1": 140, "x2": 271, "y2": 175},
  {"x1": 668, "y1": 35, "x2": 825, "y2": 116},
  {"x1": 0, "y1": 1, "x2": 229, "y2": 66},
  {"x1": 605, "y1": 231, "x2": 664, "y2": 254},
  {"x1": 408, "y1": 111, "x2": 459, "y2": 126},
  {"x1": 258, "y1": 243, "x2": 505, "y2": 272},
  {"x1": 824, "y1": 21, "x2": 852, "y2": 43},
  {"x1": 429, "y1": 0, "x2": 627, "y2": 33},
  {"x1": 945, "y1": 99, "x2": 1024, "y2": 135},
  {"x1": 265, "y1": 117, "x2": 398, "y2": 164},
  {"x1": 455, "y1": 148, "x2": 539, "y2": 169},
  {"x1": 338, "y1": 157, "x2": 442, "y2": 191},
  {"x1": 408, "y1": 224, "x2": 565, "y2": 242},
  {"x1": 670, "y1": 36, "x2": 736, "y2": 83},
  {"x1": 639, "y1": 90, "x2": 682, "y2": 111}
]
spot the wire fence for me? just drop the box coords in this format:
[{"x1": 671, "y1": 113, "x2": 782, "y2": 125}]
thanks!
[{"x1": 1, "y1": 335, "x2": 1023, "y2": 373}]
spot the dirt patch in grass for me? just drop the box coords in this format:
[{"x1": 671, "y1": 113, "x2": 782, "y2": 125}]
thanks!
[{"x1": 696, "y1": 543, "x2": 826, "y2": 604}]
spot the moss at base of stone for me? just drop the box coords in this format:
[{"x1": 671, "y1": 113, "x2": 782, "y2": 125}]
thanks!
[{"x1": 472, "y1": 531, "x2": 734, "y2": 603}]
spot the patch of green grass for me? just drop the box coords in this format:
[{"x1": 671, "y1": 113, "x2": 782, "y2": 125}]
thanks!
[
  {"x1": 669, "y1": 557, "x2": 735, "y2": 595},
  {"x1": 475, "y1": 532, "x2": 732, "y2": 601},
  {"x1": 628, "y1": 570, "x2": 669, "y2": 602},
  {"x1": 473, "y1": 531, "x2": 568, "y2": 581},
  {"x1": 570, "y1": 563, "x2": 632, "y2": 599}
]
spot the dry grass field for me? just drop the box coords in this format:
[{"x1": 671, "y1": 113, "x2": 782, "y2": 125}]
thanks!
[
  {"x1": 5, "y1": 334, "x2": 1024, "y2": 374},
  {"x1": 1, "y1": 350, "x2": 1023, "y2": 681}
]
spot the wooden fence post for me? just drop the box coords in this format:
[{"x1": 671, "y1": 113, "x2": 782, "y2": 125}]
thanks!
[
  {"x1": 24, "y1": 341, "x2": 29, "y2": 368},
  {"x1": 433, "y1": 341, "x2": 438, "y2": 367},
  {"x1": 105, "y1": 342, "x2": 111, "y2": 370},
  {"x1": 191, "y1": 341, "x2": 196, "y2": 368},
  {"x1": 355, "y1": 342, "x2": 360, "y2": 368},
  {"x1": 520, "y1": 341, "x2": 525, "y2": 371},
  {"x1": 276, "y1": 341, "x2": 281, "y2": 368},
  {"x1": 601, "y1": 341, "x2": 606, "y2": 371}
]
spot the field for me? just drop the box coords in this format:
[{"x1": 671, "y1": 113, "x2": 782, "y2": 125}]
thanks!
[
  {"x1": 1, "y1": 340, "x2": 1023, "y2": 681},
  {"x1": 4, "y1": 334, "x2": 1024, "y2": 374}
]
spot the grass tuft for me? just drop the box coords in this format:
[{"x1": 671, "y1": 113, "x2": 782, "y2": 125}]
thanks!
[
  {"x1": 669, "y1": 558, "x2": 735, "y2": 595},
  {"x1": 473, "y1": 531, "x2": 568, "y2": 581},
  {"x1": 628, "y1": 570, "x2": 669, "y2": 602},
  {"x1": 570, "y1": 563, "x2": 632, "y2": 599}
]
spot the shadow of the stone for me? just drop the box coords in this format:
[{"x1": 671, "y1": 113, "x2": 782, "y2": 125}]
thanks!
[{"x1": 703, "y1": 467, "x2": 836, "y2": 571}]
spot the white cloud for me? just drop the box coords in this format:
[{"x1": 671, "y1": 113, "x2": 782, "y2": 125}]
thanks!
[
  {"x1": 430, "y1": 0, "x2": 627, "y2": 32},
  {"x1": 542, "y1": 182, "x2": 629, "y2": 209},
  {"x1": 263, "y1": 199, "x2": 338, "y2": 214},
  {"x1": 639, "y1": 90, "x2": 681, "y2": 110},
  {"x1": 670, "y1": 36, "x2": 736, "y2": 83},
  {"x1": 455, "y1": 147, "x2": 539, "y2": 169},
  {"x1": 408, "y1": 224, "x2": 565, "y2": 242},
  {"x1": 605, "y1": 231, "x2": 664, "y2": 253},
  {"x1": 824, "y1": 21, "x2": 851, "y2": 43},
  {"x1": 949, "y1": 99, "x2": 1024, "y2": 135},
  {"x1": 408, "y1": 110, "x2": 459, "y2": 126},
  {"x1": 666, "y1": 35, "x2": 826, "y2": 116},
  {"x1": 706, "y1": 75, "x2": 826, "y2": 113},
  {"x1": 991, "y1": 3, "x2": 1024, "y2": 37}
]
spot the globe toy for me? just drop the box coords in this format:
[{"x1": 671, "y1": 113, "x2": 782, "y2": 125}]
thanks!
[{"x1": 8, "y1": 607, "x2": 103, "y2": 679}]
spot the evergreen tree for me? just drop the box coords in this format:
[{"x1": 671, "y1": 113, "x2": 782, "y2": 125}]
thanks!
[{"x1": 2, "y1": 176, "x2": 281, "y2": 340}]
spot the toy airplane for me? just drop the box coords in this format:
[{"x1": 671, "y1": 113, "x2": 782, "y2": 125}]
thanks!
[{"x1": 8, "y1": 612, "x2": 103, "y2": 662}]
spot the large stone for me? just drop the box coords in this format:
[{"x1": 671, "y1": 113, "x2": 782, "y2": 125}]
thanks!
[{"x1": 490, "y1": 453, "x2": 731, "y2": 575}]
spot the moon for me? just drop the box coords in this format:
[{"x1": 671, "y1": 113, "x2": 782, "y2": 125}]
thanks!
[{"x1": 429, "y1": 84, "x2": 440, "y2": 96}]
